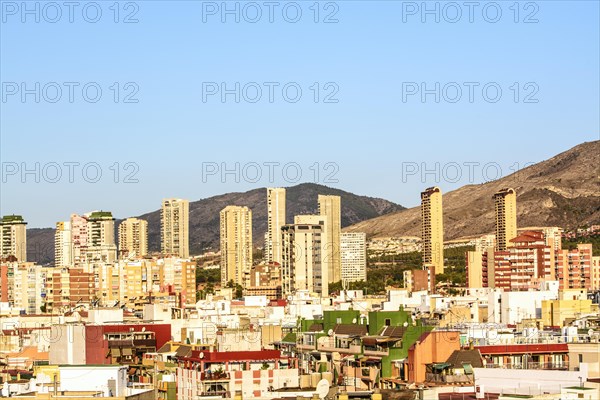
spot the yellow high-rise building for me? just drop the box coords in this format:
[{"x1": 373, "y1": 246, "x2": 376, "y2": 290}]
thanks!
[
  {"x1": 220, "y1": 205, "x2": 253, "y2": 288},
  {"x1": 161, "y1": 199, "x2": 190, "y2": 258},
  {"x1": 318, "y1": 195, "x2": 342, "y2": 283},
  {"x1": 494, "y1": 188, "x2": 517, "y2": 251},
  {"x1": 0, "y1": 215, "x2": 27, "y2": 262},
  {"x1": 266, "y1": 188, "x2": 286, "y2": 265},
  {"x1": 118, "y1": 217, "x2": 148, "y2": 257},
  {"x1": 421, "y1": 187, "x2": 444, "y2": 274}
]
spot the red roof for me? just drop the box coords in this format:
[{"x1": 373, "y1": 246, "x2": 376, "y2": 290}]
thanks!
[{"x1": 476, "y1": 343, "x2": 568, "y2": 355}]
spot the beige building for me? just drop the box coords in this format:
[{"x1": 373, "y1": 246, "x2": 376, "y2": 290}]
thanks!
[
  {"x1": 161, "y1": 198, "x2": 190, "y2": 258},
  {"x1": 541, "y1": 298, "x2": 594, "y2": 327},
  {"x1": 592, "y1": 256, "x2": 600, "y2": 291},
  {"x1": 220, "y1": 205, "x2": 253, "y2": 287},
  {"x1": 318, "y1": 194, "x2": 342, "y2": 283},
  {"x1": 97, "y1": 257, "x2": 197, "y2": 307},
  {"x1": 0, "y1": 215, "x2": 27, "y2": 262},
  {"x1": 340, "y1": 232, "x2": 367, "y2": 283},
  {"x1": 55, "y1": 221, "x2": 72, "y2": 267},
  {"x1": 282, "y1": 217, "x2": 327, "y2": 297},
  {"x1": 466, "y1": 249, "x2": 484, "y2": 288},
  {"x1": 421, "y1": 187, "x2": 444, "y2": 274},
  {"x1": 494, "y1": 188, "x2": 517, "y2": 251},
  {"x1": 265, "y1": 188, "x2": 286, "y2": 265},
  {"x1": 118, "y1": 218, "x2": 148, "y2": 258}
]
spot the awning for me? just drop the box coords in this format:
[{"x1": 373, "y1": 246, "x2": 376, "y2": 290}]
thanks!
[
  {"x1": 463, "y1": 363, "x2": 473, "y2": 374},
  {"x1": 431, "y1": 362, "x2": 451, "y2": 370},
  {"x1": 122, "y1": 348, "x2": 133, "y2": 356},
  {"x1": 110, "y1": 348, "x2": 121, "y2": 357}
]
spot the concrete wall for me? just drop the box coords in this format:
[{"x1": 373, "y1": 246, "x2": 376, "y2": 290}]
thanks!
[{"x1": 474, "y1": 367, "x2": 587, "y2": 396}]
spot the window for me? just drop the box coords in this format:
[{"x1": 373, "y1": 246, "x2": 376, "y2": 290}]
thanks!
[
  {"x1": 579, "y1": 354, "x2": 583, "y2": 363},
  {"x1": 385, "y1": 319, "x2": 391, "y2": 326}
]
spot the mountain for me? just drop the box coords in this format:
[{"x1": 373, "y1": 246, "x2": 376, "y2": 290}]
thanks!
[
  {"x1": 26, "y1": 183, "x2": 405, "y2": 264},
  {"x1": 344, "y1": 141, "x2": 600, "y2": 240}
]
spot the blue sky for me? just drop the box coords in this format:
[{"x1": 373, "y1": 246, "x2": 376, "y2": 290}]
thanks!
[{"x1": 1, "y1": 0, "x2": 599, "y2": 228}]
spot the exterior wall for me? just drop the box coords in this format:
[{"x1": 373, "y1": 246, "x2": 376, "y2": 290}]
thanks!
[
  {"x1": 541, "y1": 299, "x2": 593, "y2": 327},
  {"x1": 493, "y1": 188, "x2": 517, "y2": 252},
  {"x1": 48, "y1": 324, "x2": 87, "y2": 365},
  {"x1": 340, "y1": 232, "x2": 367, "y2": 283},
  {"x1": 318, "y1": 195, "x2": 342, "y2": 283},
  {"x1": 407, "y1": 331, "x2": 460, "y2": 383},
  {"x1": 0, "y1": 215, "x2": 27, "y2": 262},
  {"x1": 161, "y1": 199, "x2": 189, "y2": 258},
  {"x1": 281, "y1": 221, "x2": 326, "y2": 297},
  {"x1": 466, "y1": 250, "x2": 483, "y2": 288},
  {"x1": 568, "y1": 342, "x2": 600, "y2": 378},
  {"x1": 84, "y1": 324, "x2": 171, "y2": 365},
  {"x1": 266, "y1": 188, "x2": 286, "y2": 266},
  {"x1": 118, "y1": 218, "x2": 148, "y2": 257},
  {"x1": 177, "y1": 366, "x2": 299, "y2": 400},
  {"x1": 220, "y1": 206, "x2": 253, "y2": 287},
  {"x1": 474, "y1": 367, "x2": 587, "y2": 396},
  {"x1": 421, "y1": 187, "x2": 443, "y2": 274},
  {"x1": 556, "y1": 244, "x2": 593, "y2": 290}
]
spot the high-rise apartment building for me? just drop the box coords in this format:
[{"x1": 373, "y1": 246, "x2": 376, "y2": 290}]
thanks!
[
  {"x1": 340, "y1": 232, "x2": 367, "y2": 283},
  {"x1": 318, "y1": 195, "x2": 342, "y2": 283},
  {"x1": 0, "y1": 215, "x2": 27, "y2": 262},
  {"x1": 220, "y1": 206, "x2": 253, "y2": 287},
  {"x1": 45, "y1": 268, "x2": 95, "y2": 314},
  {"x1": 118, "y1": 218, "x2": 148, "y2": 258},
  {"x1": 281, "y1": 221, "x2": 326, "y2": 297},
  {"x1": 494, "y1": 188, "x2": 517, "y2": 251},
  {"x1": 265, "y1": 188, "x2": 286, "y2": 265},
  {"x1": 55, "y1": 221, "x2": 72, "y2": 267},
  {"x1": 421, "y1": 187, "x2": 444, "y2": 274},
  {"x1": 161, "y1": 199, "x2": 190, "y2": 258},
  {"x1": 70, "y1": 214, "x2": 89, "y2": 267},
  {"x1": 85, "y1": 211, "x2": 118, "y2": 265}
]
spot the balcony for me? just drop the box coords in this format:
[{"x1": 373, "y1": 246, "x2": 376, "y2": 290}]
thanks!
[
  {"x1": 317, "y1": 337, "x2": 362, "y2": 354},
  {"x1": 363, "y1": 346, "x2": 389, "y2": 357},
  {"x1": 484, "y1": 362, "x2": 569, "y2": 370},
  {"x1": 342, "y1": 366, "x2": 379, "y2": 381},
  {"x1": 201, "y1": 371, "x2": 230, "y2": 381}
]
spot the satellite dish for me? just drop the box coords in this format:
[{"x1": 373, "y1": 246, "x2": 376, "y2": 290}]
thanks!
[
  {"x1": 315, "y1": 379, "x2": 330, "y2": 399},
  {"x1": 403, "y1": 322, "x2": 409, "y2": 327},
  {"x1": 199, "y1": 352, "x2": 205, "y2": 359},
  {"x1": 328, "y1": 329, "x2": 333, "y2": 336},
  {"x1": 352, "y1": 318, "x2": 357, "y2": 324}
]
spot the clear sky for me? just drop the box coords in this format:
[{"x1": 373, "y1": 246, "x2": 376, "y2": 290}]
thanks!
[{"x1": 1, "y1": 0, "x2": 599, "y2": 228}]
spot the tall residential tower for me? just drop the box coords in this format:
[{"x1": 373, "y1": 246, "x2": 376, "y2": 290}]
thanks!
[
  {"x1": 494, "y1": 188, "x2": 517, "y2": 251},
  {"x1": 318, "y1": 195, "x2": 342, "y2": 283},
  {"x1": 421, "y1": 187, "x2": 444, "y2": 274},
  {"x1": 161, "y1": 199, "x2": 190, "y2": 258},
  {"x1": 118, "y1": 217, "x2": 148, "y2": 257},
  {"x1": 265, "y1": 188, "x2": 286, "y2": 265},
  {"x1": 220, "y1": 205, "x2": 253, "y2": 288},
  {"x1": 0, "y1": 215, "x2": 27, "y2": 262}
]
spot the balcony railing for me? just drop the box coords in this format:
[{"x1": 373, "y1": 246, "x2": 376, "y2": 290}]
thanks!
[
  {"x1": 201, "y1": 372, "x2": 230, "y2": 381},
  {"x1": 484, "y1": 362, "x2": 568, "y2": 370}
]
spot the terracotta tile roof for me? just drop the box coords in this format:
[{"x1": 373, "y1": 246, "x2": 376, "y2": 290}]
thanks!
[
  {"x1": 175, "y1": 344, "x2": 193, "y2": 358},
  {"x1": 379, "y1": 326, "x2": 407, "y2": 338},
  {"x1": 445, "y1": 349, "x2": 484, "y2": 368},
  {"x1": 333, "y1": 324, "x2": 367, "y2": 336},
  {"x1": 308, "y1": 323, "x2": 323, "y2": 332}
]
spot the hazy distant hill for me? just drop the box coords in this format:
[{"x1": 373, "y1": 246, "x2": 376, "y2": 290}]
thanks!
[
  {"x1": 27, "y1": 183, "x2": 404, "y2": 264},
  {"x1": 344, "y1": 141, "x2": 600, "y2": 240}
]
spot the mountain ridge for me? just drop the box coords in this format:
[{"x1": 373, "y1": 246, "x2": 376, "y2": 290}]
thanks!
[{"x1": 344, "y1": 140, "x2": 600, "y2": 240}]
